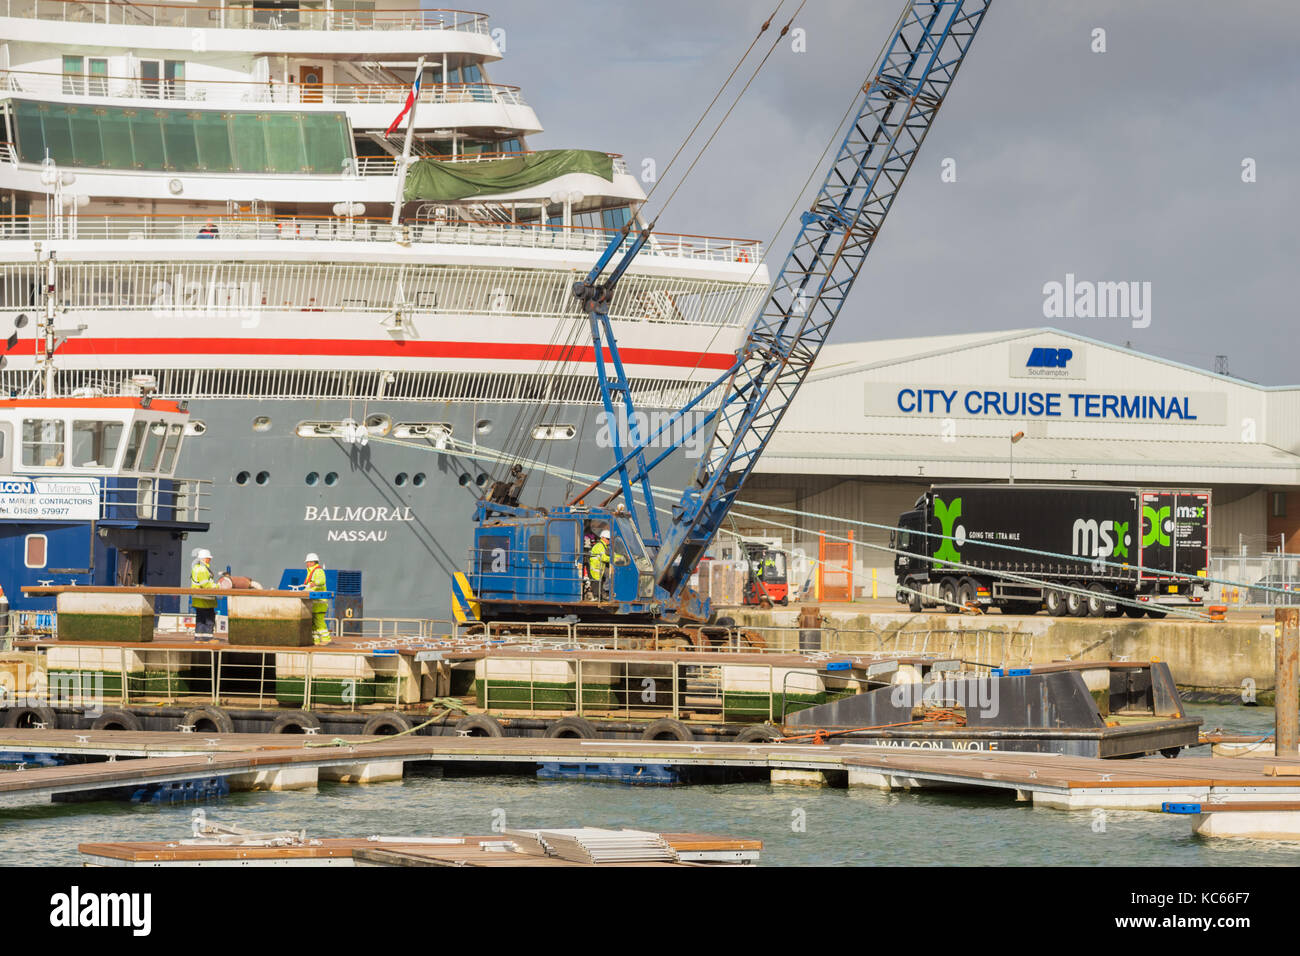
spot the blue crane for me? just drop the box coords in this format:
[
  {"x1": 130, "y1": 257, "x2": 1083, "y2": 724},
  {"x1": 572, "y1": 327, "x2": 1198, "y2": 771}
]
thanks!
[{"x1": 465, "y1": 0, "x2": 992, "y2": 625}]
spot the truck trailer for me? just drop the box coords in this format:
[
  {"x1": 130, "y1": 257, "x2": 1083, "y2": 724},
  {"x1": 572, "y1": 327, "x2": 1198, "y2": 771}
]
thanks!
[{"x1": 892, "y1": 485, "x2": 1210, "y2": 617}]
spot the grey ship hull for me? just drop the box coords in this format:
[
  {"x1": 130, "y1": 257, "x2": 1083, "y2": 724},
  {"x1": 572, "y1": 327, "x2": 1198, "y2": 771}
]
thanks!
[{"x1": 177, "y1": 399, "x2": 699, "y2": 620}]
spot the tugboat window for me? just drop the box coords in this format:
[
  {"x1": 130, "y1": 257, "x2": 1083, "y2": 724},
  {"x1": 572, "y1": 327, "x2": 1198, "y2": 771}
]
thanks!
[
  {"x1": 138, "y1": 420, "x2": 168, "y2": 472},
  {"x1": 21, "y1": 419, "x2": 65, "y2": 467},
  {"x1": 159, "y1": 423, "x2": 184, "y2": 474},
  {"x1": 124, "y1": 420, "x2": 147, "y2": 470},
  {"x1": 24, "y1": 534, "x2": 47, "y2": 569},
  {"x1": 72, "y1": 420, "x2": 124, "y2": 468}
]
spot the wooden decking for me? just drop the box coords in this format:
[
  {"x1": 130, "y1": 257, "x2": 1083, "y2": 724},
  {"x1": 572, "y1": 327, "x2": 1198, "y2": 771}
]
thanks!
[{"x1": 3, "y1": 729, "x2": 1300, "y2": 813}]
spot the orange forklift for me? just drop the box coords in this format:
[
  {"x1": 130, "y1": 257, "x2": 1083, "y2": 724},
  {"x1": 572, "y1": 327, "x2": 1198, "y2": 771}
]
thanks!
[{"x1": 743, "y1": 542, "x2": 789, "y2": 606}]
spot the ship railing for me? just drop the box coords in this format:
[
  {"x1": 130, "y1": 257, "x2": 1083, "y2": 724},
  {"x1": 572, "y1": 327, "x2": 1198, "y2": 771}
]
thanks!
[
  {"x1": 99, "y1": 476, "x2": 213, "y2": 524},
  {"x1": 0, "y1": 214, "x2": 765, "y2": 264},
  {"x1": 0, "y1": 69, "x2": 523, "y2": 108},
  {"x1": 0, "y1": 142, "x2": 15, "y2": 165},
  {"x1": 0, "y1": 0, "x2": 491, "y2": 33}
]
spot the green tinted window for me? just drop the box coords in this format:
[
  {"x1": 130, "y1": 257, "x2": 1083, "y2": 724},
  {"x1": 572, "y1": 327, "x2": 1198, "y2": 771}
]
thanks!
[
  {"x1": 66, "y1": 106, "x2": 103, "y2": 167},
  {"x1": 11, "y1": 100, "x2": 350, "y2": 174},
  {"x1": 130, "y1": 110, "x2": 165, "y2": 169},
  {"x1": 193, "y1": 111, "x2": 233, "y2": 171},
  {"x1": 162, "y1": 111, "x2": 200, "y2": 170}
]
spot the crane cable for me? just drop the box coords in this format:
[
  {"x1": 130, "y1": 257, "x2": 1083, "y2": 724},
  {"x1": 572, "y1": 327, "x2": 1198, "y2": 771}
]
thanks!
[{"x1": 507, "y1": 1, "x2": 797, "y2": 490}]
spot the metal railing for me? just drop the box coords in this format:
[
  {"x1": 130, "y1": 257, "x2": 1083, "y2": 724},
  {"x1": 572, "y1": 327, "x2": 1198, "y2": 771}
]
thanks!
[
  {"x1": 1209, "y1": 554, "x2": 1300, "y2": 607},
  {"x1": 0, "y1": 0, "x2": 491, "y2": 33},
  {"x1": 2, "y1": 70, "x2": 525, "y2": 108},
  {"x1": 21, "y1": 640, "x2": 415, "y2": 711},
  {"x1": 353, "y1": 152, "x2": 627, "y2": 177},
  {"x1": 0, "y1": 215, "x2": 764, "y2": 263},
  {"x1": 101, "y1": 476, "x2": 212, "y2": 523}
]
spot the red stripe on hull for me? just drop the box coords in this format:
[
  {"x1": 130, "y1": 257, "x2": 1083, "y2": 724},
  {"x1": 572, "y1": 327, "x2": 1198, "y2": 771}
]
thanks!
[{"x1": 43, "y1": 338, "x2": 736, "y2": 370}]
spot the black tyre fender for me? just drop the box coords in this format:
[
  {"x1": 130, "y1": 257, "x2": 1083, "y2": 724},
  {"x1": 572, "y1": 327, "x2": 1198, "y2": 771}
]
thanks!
[
  {"x1": 641, "y1": 717, "x2": 694, "y2": 742},
  {"x1": 270, "y1": 711, "x2": 322, "y2": 734},
  {"x1": 91, "y1": 708, "x2": 142, "y2": 732},
  {"x1": 1160, "y1": 747, "x2": 1181, "y2": 759},
  {"x1": 544, "y1": 716, "x2": 598, "y2": 739},
  {"x1": 734, "y1": 724, "x2": 783, "y2": 744},
  {"x1": 363, "y1": 712, "x2": 415, "y2": 736},
  {"x1": 4, "y1": 705, "x2": 57, "y2": 729},
  {"x1": 181, "y1": 706, "x2": 234, "y2": 734},
  {"x1": 453, "y1": 714, "x2": 503, "y2": 738}
]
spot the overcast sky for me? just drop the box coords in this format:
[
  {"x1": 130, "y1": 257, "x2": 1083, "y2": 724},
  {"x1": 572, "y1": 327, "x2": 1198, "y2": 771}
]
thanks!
[{"x1": 477, "y1": 0, "x2": 1298, "y2": 385}]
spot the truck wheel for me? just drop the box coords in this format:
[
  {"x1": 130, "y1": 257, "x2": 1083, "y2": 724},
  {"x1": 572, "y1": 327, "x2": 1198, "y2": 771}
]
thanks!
[
  {"x1": 1123, "y1": 604, "x2": 1146, "y2": 619},
  {"x1": 957, "y1": 577, "x2": 978, "y2": 608},
  {"x1": 1146, "y1": 608, "x2": 1169, "y2": 620},
  {"x1": 1086, "y1": 585, "x2": 1110, "y2": 618},
  {"x1": 938, "y1": 577, "x2": 959, "y2": 611},
  {"x1": 907, "y1": 590, "x2": 923, "y2": 613},
  {"x1": 1065, "y1": 590, "x2": 1088, "y2": 617},
  {"x1": 1044, "y1": 589, "x2": 1067, "y2": 617}
]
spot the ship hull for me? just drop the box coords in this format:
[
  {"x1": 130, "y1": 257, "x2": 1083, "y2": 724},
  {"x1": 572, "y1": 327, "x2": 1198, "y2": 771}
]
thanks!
[{"x1": 177, "y1": 397, "x2": 701, "y2": 620}]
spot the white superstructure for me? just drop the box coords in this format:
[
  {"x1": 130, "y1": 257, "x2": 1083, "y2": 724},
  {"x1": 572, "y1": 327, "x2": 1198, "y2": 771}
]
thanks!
[{"x1": 0, "y1": 2, "x2": 771, "y2": 617}]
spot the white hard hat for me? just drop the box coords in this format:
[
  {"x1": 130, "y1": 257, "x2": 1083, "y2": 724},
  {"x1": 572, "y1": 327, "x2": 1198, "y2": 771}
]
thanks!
[
  {"x1": 305, "y1": 553, "x2": 320, "y2": 564},
  {"x1": 195, "y1": 548, "x2": 212, "y2": 561},
  {"x1": 599, "y1": 530, "x2": 610, "y2": 539}
]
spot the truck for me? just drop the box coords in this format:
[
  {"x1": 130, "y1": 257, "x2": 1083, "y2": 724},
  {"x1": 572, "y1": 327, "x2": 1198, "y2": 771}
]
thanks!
[{"x1": 892, "y1": 484, "x2": 1211, "y2": 618}]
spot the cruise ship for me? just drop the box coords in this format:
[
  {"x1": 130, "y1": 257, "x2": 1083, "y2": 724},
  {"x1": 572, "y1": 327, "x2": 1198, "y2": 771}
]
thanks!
[{"x1": 0, "y1": 1, "x2": 769, "y2": 618}]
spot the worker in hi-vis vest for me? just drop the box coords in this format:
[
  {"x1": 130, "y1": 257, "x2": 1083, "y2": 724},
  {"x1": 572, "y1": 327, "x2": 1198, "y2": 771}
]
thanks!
[
  {"x1": 588, "y1": 530, "x2": 611, "y2": 601},
  {"x1": 190, "y1": 548, "x2": 219, "y2": 640},
  {"x1": 305, "y1": 553, "x2": 330, "y2": 645}
]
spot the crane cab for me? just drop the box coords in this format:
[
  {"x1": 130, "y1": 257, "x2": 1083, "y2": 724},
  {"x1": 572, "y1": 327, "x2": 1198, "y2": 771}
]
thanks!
[{"x1": 469, "y1": 502, "x2": 659, "y2": 621}]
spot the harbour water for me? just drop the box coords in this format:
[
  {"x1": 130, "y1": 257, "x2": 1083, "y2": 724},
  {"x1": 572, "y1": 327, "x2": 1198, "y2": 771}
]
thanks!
[{"x1": 1, "y1": 704, "x2": 1294, "y2": 867}]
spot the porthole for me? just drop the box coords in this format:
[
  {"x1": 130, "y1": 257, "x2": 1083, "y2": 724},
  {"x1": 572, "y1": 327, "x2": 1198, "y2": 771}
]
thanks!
[
  {"x1": 395, "y1": 472, "x2": 408, "y2": 487},
  {"x1": 475, "y1": 419, "x2": 493, "y2": 435},
  {"x1": 255, "y1": 471, "x2": 270, "y2": 485},
  {"x1": 413, "y1": 473, "x2": 427, "y2": 487},
  {"x1": 252, "y1": 416, "x2": 273, "y2": 433},
  {"x1": 235, "y1": 471, "x2": 250, "y2": 485},
  {"x1": 324, "y1": 472, "x2": 339, "y2": 486},
  {"x1": 306, "y1": 472, "x2": 319, "y2": 486}
]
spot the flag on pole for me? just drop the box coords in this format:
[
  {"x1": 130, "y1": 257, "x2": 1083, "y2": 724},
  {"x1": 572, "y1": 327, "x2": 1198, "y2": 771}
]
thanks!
[{"x1": 385, "y1": 71, "x2": 423, "y2": 136}]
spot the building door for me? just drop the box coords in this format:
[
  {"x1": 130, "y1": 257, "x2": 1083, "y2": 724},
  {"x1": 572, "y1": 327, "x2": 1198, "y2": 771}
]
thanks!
[{"x1": 300, "y1": 64, "x2": 324, "y2": 103}]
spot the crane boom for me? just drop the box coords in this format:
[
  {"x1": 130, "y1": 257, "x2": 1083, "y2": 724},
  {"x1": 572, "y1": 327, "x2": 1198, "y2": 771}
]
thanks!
[
  {"x1": 654, "y1": 0, "x2": 992, "y2": 599},
  {"x1": 467, "y1": 0, "x2": 991, "y2": 626}
]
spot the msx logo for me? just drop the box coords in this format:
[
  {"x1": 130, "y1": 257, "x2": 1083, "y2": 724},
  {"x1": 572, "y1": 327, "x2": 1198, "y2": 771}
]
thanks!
[{"x1": 1025, "y1": 347, "x2": 1073, "y2": 369}]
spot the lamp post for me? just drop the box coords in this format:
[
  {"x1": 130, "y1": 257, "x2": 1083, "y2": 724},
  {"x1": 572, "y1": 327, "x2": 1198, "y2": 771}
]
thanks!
[{"x1": 1008, "y1": 430, "x2": 1025, "y2": 484}]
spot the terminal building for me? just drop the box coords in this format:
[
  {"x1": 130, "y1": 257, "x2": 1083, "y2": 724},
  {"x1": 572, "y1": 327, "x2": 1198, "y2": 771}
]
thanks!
[{"x1": 735, "y1": 328, "x2": 1300, "y2": 596}]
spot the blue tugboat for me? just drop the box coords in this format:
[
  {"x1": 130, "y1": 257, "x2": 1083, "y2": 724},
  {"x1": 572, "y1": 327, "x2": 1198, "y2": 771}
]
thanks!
[{"x1": 0, "y1": 394, "x2": 210, "y2": 630}]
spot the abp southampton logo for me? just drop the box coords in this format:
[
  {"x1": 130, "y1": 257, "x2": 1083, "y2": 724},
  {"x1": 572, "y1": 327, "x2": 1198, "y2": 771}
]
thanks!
[{"x1": 1025, "y1": 347, "x2": 1073, "y2": 369}]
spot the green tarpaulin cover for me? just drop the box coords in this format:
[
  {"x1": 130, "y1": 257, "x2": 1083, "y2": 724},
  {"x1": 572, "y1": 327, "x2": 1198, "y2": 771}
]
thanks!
[{"x1": 403, "y1": 149, "x2": 615, "y2": 201}]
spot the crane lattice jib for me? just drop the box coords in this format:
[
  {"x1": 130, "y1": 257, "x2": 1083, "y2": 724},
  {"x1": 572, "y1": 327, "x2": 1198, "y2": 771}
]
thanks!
[{"x1": 655, "y1": 0, "x2": 992, "y2": 597}]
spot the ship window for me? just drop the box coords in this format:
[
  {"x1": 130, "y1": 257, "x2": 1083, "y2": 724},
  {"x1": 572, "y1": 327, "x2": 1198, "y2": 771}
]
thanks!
[
  {"x1": 138, "y1": 421, "x2": 168, "y2": 472},
  {"x1": 124, "y1": 421, "x2": 147, "y2": 470},
  {"x1": 62, "y1": 56, "x2": 85, "y2": 95},
  {"x1": 11, "y1": 100, "x2": 351, "y2": 176},
  {"x1": 72, "y1": 420, "x2": 124, "y2": 468},
  {"x1": 21, "y1": 419, "x2": 65, "y2": 467},
  {"x1": 159, "y1": 423, "x2": 184, "y2": 474},
  {"x1": 25, "y1": 534, "x2": 47, "y2": 570}
]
